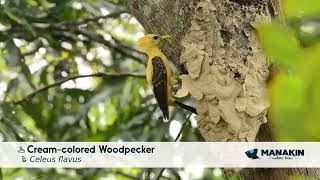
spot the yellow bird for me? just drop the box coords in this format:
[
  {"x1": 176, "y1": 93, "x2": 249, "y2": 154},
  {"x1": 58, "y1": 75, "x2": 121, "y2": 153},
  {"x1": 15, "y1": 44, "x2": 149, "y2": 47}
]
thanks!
[{"x1": 137, "y1": 34, "x2": 197, "y2": 120}]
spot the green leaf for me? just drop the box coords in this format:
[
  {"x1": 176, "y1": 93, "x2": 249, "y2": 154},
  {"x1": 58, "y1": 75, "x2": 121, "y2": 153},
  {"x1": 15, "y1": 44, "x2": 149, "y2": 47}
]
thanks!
[
  {"x1": 49, "y1": 0, "x2": 73, "y2": 15},
  {"x1": 38, "y1": 0, "x2": 56, "y2": 9},
  {"x1": 21, "y1": 100, "x2": 47, "y2": 129},
  {"x1": 4, "y1": 40, "x2": 22, "y2": 67},
  {"x1": 310, "y1": 79, "x2": 320, "y2": 132},
  {"x1": 297, "y1": 44, "x2": 320, "y2": 81},
  {"x1": 5, "y1": 39, "x2": 34, "y2": 89},
  {"x1": 3, "y1": 8, "x2": 36, "y2": 37},
  {"x1": 0, "y1": 103, "x2": 37, "y2": 141},
  {"x1": 270, "y1": 74, "x2": 309, "y2": 141},
  {"x1": 4, "y1": 78, "x2": 19, "y2": 99},
  {"x1": 0, "y1": 120, "x2": 18, "y2": 141},
  {"x1": 0, "y1": 60, "x2": 7, "y2": 73},
  {"x1": 283, "y1": 0, "x2": 320, "y2": 18},
  {"x1": 25, "y1": 0, "x2": 38, "y2": 6},
  {"x1": 257, "y1": 23, "x2": 301, "y2": 67}
]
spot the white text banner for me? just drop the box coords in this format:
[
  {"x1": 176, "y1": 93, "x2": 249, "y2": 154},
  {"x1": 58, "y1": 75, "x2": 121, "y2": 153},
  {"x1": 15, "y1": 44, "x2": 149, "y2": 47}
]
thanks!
[{"x1": 0, "y1": 142, "x2": 316, "y2": 168}]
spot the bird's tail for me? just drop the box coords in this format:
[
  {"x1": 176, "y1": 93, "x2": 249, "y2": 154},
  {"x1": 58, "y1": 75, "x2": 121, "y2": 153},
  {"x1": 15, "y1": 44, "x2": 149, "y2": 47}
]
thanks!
[{"x1": 173, "y1": 100, "x2": 197, "y2": 115}]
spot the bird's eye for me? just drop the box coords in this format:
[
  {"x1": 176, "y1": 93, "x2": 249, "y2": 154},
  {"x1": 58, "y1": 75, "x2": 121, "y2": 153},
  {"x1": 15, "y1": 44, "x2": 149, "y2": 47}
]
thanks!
[{"x1": 153, "y1": 36, "x2": 159, "y2": 40}]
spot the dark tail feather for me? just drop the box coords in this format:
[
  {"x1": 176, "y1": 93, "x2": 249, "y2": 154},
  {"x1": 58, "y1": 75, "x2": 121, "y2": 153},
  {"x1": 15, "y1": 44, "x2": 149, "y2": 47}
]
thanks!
[
  {"x1": 153, "y1": 88, "x2": 169, "y2": 120},
  {"x1": 174, "y1": 100, "x2": 198, "y2": 115},
  {"x1": 160, "y1": 105, "x2": 169, "y2": 120}
]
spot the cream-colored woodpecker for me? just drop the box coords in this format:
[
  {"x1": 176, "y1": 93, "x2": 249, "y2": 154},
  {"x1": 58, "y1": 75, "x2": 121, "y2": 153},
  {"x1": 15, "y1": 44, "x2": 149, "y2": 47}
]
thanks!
[{"x1": 137, "y1": 34, "x2": 197, "y2": 120}]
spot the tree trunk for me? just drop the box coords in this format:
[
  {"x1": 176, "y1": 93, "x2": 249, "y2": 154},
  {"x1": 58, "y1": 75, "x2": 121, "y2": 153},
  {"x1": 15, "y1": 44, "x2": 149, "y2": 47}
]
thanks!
[{"x1": 124, "y1": 0, "x2": 320, "y2": 179}]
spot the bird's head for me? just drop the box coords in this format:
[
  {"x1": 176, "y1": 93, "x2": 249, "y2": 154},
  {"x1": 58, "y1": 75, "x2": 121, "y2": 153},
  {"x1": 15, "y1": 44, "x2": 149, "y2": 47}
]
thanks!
[{"x1": 137, "y1": 34, "x2": 171, "y2": 51}]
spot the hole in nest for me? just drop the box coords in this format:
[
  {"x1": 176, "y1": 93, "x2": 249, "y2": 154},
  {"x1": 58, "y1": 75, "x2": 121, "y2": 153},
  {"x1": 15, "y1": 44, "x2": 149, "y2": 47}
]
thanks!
[
  {"x1": 220, "y1": 30, "x2": 232, "y2": 47},
  {"x1": 234, "y1": 72, "x2": 241, "y2": 79}
]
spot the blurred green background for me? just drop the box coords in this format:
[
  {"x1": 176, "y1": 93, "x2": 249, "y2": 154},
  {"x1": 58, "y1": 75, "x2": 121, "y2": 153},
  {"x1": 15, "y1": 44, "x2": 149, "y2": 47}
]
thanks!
[
  {"x1": 0, "y1": 0, "x2": 320, "y2": 179},
  {"x1": 258, "y1": 0, "x2": 320, "y2": 141}
]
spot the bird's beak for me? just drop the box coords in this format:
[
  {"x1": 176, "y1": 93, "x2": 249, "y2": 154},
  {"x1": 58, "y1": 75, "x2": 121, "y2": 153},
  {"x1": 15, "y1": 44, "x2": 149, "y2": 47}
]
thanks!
[{"x1": 160, "y1": 35, "x2": 172, "y2": 41}]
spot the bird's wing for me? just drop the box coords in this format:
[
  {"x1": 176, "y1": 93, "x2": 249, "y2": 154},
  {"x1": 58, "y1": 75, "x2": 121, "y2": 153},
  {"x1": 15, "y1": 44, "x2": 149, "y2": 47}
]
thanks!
[{"x1": 152, "y1": 56, "x2": 169, "y2": 120}]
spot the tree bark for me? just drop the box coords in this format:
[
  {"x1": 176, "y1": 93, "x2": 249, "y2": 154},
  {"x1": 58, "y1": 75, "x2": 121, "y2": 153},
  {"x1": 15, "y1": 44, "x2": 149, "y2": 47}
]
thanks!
[{"x1": 124, "y1": 0, "x2": 320, "y2": 179}]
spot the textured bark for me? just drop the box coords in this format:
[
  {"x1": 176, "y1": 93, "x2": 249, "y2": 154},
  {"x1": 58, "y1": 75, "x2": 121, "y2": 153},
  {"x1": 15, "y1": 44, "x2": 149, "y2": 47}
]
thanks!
[
  {"x1": 124, "y1": 0, "x2": 198, "y2": 68},
  {"x1": 124, "y1": 0, "x2": 320, "y2": 179},
  {"x1": 176, "y1": 0, "x2": 271, "y2": 142}
]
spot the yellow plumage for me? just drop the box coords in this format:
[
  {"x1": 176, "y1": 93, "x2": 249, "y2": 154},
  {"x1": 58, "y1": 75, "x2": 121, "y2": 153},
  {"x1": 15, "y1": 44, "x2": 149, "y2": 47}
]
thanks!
[
  {"x1": 137, "y1": 34, "x2": 174, "y2": 119},
  {"x1": 137, "y1": 34, "x2": 198, "y2": 119}
]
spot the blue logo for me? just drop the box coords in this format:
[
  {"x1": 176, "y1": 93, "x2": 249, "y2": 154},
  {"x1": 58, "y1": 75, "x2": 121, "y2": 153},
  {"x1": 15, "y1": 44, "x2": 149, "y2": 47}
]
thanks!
[
  {"x1": 245, "y1": 148, "x2": 304, "y2": 160},
  {"x1": 245, "y1": 149, "x2": 259, "y2": 159}
]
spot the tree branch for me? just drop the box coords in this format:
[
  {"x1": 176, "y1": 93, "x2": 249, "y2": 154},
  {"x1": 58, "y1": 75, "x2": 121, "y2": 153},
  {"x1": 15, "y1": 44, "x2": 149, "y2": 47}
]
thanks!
[
  {"x1": 47, "y1": 28, "x2": 147, "y2": 65},
  {"x1": 58, "y1": 11, "x2": 126, "y2": 27},
  {"x1": 30, "y1": 16, "x2": 147, "y2": 66},
  {"x1": 153, "y1": 114, "x2": 192, "y2": 180},
  {"x1": 174, "y1": 114, "x2": 192, "y2": 142},
  {"x1": 76, "y1": 28, "x2": 147, "y2": 65},
  {"x1": 14, "y1": 72, "x2": 145, "y2": 105}
]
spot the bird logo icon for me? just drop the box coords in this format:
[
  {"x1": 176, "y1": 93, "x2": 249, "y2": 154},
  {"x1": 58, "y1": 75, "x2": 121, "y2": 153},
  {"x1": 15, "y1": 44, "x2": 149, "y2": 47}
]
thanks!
[{"x1": 245, "y1": 149, "x2": 259, "y2": 159}]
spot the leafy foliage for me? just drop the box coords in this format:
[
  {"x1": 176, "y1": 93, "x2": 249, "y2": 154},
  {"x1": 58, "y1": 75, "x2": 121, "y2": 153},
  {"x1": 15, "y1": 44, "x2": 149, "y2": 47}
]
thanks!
[
  {"x1": 258, "y1": 0, "x2": 320, "y2": 141},
  {"x1": 0, "y1": 0, "x2": 206, "y2": 179}
]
